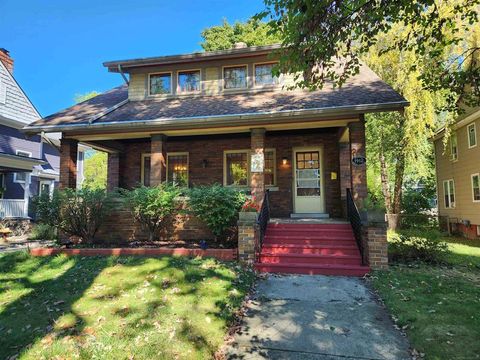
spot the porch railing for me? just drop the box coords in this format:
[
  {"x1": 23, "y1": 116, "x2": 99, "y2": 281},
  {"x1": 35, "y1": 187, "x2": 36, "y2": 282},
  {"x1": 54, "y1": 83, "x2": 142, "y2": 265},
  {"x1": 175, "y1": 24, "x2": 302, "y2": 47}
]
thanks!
[
  {"x1": 346, "y1": 188, "x2": 365, "y2": 265},
  {"x1": 256, "y1": 189, "x2": 270, "y2": 260},
  {"x1": 0, "y1": 199, "x2": 27, "y2": 218}
]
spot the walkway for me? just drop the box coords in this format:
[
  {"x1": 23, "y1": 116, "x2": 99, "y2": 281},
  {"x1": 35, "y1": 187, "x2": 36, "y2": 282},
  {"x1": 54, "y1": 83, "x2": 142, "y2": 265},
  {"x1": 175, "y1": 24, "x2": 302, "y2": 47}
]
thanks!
[{"x1": 227, "y1": 275, "x2": 411, "y2": 360}]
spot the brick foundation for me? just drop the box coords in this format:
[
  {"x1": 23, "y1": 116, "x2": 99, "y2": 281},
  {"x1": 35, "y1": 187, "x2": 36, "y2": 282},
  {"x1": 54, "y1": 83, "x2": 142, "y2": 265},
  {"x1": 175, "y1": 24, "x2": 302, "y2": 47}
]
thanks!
[{"x1": 237, "y1": 214, "x2": 257, "y2": 263}]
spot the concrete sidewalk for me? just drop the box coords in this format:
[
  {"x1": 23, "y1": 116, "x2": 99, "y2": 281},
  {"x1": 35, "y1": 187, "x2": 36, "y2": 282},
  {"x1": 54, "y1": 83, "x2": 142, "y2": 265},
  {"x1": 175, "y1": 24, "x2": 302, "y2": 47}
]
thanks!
[{"x1": 227, "y1": 275, "x2": 411, "y2": 360}]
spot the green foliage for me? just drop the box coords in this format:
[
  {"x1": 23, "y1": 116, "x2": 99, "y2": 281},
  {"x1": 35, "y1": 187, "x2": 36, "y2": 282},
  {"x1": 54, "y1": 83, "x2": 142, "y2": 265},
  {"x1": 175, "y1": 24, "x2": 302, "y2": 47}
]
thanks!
[
  {"x1": 74, "y1": 91, "x2": 100, "y2": 104},
  {"x1": 188, "y1": 184, "x2": 246, "y2": 239},
  {"x1": 31, "y1": 190, "x2": 61, "y2": 227},
  {"x1": 28, "y1": 223, "x2": 57, "y2": 241},
  {"x1": 401, "y1": 185, "x2": 436, "y2": 216},
  {"x1": 389, "y1": 229, "x2": 449, "y2": 264},
  {"x1": 200, "y1": 18, "x2": 281, "y2": 51},
  {"x1": 121, "y1": 185, "x2": 182, "y2": 241},
  {"x1": 58, "y1": 188, "x2": 114, "y2": 243},
  {"x1": 82, "y1": 149, "x2": 107, "y2": 189}
]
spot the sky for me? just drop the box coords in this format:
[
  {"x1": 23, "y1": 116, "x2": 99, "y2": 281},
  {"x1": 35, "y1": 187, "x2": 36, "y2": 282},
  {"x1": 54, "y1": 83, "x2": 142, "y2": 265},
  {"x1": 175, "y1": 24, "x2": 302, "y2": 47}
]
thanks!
[{"x1": 0, "y1": 0, "x2": 265, "y2": 116}]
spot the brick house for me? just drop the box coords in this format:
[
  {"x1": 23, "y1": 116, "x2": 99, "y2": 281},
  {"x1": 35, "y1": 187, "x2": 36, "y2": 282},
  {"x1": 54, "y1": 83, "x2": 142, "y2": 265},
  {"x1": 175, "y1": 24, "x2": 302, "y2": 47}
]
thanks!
[{"x1": 24, "y1": 44, "x2": 407, "y2": 273}]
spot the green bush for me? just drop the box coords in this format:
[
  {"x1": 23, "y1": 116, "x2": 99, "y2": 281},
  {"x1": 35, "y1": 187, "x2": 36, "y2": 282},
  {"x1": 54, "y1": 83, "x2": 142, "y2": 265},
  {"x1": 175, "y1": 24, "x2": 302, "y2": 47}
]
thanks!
[
  {"x1": 29, "y1": 223, "x2": 57, "y2": 241},
  {"x1": 388, "y1": 229, "x2": 449, "y2": 264},
  {"x1": 31, "y1": 191, "x2": 61, "y2": 227},
  {"x1": 121, "y1": 185, "x2": 181, "y2": 241},
  {"x1": 188, "y1": 184, "x2": 246, "y2": 240},
  {"x1": 59, "y1": 188, "x2": 114, "y2": 243}
]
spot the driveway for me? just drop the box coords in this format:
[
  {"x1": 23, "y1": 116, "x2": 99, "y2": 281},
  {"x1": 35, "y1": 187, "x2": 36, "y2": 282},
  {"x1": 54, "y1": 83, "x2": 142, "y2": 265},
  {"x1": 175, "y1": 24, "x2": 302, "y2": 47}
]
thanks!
[{"x1": 227, "y1": 275, "x2": 411, "y2": 360}]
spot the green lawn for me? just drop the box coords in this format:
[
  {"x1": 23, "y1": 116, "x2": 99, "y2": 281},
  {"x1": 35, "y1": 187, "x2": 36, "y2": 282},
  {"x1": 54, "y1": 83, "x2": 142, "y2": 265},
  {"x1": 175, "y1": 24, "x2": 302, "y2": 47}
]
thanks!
[
  {"x1": 0, "y1": 252, "x2": 255, "y2": 360},
  {"x1": 371, "y1": 235, "x2": 480, "y2": 360}
]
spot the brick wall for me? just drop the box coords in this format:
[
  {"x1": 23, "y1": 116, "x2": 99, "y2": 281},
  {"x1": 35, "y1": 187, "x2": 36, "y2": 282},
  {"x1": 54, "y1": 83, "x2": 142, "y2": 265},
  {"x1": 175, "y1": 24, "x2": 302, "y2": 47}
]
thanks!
[
  {"x1": 107, "y1": 153, "x2": 120, "y2": 191},
  {"x1": 59, "y1": 138, "x2": 78, "y2": 189},
  {"x1": 366, "y1": 225, "x2": 388, "y2": 270}
]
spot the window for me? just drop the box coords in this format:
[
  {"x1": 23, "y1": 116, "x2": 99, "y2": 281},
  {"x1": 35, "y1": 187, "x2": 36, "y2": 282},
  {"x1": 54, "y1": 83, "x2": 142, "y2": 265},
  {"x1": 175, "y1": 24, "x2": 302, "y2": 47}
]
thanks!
[
  {"x1": 472, "y1": 174, "x2": 480, "y2": 202},
  {"x1": 443, "y1": 179, "x2": 455, "y2": 209},
  {"x1": 141, "y1": 153, "x2": 151, "y2": 186},
  {"x1": 254, "y1": 63, "x2": 279, "y2": 86},
  {"x1": 450, "y1": 133, "x2": 458, "y2": 161},
  {"x1": 14, "y1": 150, "x2": 31, "y2": 183},
  {"x1": 223, "y1": 66, "x2": 247, "y2": 89},
  {"x1": 178, "y1": 70, "x2": 200, "y2": 93},
  {"x1": 468, "y1": 123, "x2": 477, "y2": 148},
  {"x1": 149, "y1": 73, "x2": 172, "y2": 95},
  {"x1": 167, "y1": 153, "x2": 188, "y2": 187},
  {"x1": 224, "y1": 149, "x2": 276, "y2": 187}
]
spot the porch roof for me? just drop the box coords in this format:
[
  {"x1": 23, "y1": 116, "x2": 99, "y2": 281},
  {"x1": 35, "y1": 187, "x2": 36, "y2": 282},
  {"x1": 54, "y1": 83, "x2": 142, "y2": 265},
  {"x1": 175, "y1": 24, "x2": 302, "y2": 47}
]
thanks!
[
  {"x1": 0, "y1": 152, "x2": 46, "y2": 172},
  {"x1": 24, "y1": 65, "x2": 408, "y2": 134}
]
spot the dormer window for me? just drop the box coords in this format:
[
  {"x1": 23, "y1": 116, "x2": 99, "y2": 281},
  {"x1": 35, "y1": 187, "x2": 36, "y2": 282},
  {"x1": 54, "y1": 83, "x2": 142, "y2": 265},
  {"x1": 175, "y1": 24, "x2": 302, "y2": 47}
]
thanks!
[
  {"x1": 224, "y1": 66, "x2": 247, "y2": 89},
  {"x1": 178, "y1": 70, "x2": 200, "y2": 93},
  {"x1": 149, "y1": 73, "x2": 172, "y2": 95},
  {"x1": 255, "y1": 63, "x2": 278, "y2": 86}
]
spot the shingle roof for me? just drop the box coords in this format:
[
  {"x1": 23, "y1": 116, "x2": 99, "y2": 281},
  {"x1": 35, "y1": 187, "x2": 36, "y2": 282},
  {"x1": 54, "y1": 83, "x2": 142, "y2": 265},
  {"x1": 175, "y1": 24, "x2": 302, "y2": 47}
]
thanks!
[{"x1": 26, "y1": 64, "x2": 407, "y2": 131}]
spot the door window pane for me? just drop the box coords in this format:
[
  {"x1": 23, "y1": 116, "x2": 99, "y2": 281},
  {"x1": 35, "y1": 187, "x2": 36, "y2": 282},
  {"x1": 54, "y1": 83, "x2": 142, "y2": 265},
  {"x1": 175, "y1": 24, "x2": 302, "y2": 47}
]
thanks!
[
  {"x1": 150, "y1": 73, "x2": 171, "y2": 94},
  {"x1": 226, "y1": 152, "x2": 248, "y2": 186},
  {"x1": 178, "y1": 70, "x2": 200, "y2": 93},
  {"x1": 224, "y1": 66, "x2": 247, "y2": 89},
  {"x1": 255, "y1": 63, "x2": 278, "y2": 86},
  {"x1": 167, "y1": 154, "x2": 188, "y2": 187},
  {"x1": 296, "y1": 151, "x2": 321, "y2": 196}
]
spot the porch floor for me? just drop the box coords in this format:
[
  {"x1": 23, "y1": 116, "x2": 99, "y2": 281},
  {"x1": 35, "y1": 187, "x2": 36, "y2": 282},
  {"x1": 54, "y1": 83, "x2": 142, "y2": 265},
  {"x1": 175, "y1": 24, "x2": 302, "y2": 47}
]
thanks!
[{"x1": 270, "y1": 218, "x2": 349, "y2": 225}]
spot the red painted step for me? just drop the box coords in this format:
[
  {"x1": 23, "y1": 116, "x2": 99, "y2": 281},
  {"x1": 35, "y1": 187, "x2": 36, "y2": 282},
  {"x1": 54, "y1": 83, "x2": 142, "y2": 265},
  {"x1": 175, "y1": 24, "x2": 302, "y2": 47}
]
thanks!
[
  {"x1": 264, "y1": 238, "x2": 356, "y2": 247},
  {"x1": 262, "y1": 244, "x2": 359, "y2": 256},
  {"x1": 260, "y1": 253, "x2": 361, "y2": 265},
  {"x1": 254, "y1": 263, "x2": 370, "y2": 276}
]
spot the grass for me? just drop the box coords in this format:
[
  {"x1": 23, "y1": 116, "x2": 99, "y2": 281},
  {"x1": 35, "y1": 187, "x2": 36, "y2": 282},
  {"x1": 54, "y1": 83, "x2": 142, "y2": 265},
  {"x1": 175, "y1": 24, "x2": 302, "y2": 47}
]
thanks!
[
  {"x1": 0, "y1": 252, "x2": 255, "y2": 360},
  {"x1": 370, "y1": 234, "x2": 480, "y2": 360}
]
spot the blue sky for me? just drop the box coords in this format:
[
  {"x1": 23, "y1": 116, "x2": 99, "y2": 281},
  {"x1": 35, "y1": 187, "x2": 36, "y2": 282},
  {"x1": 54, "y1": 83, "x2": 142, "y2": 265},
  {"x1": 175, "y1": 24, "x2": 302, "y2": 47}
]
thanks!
[{"x1": 0, "y1": 0, "x2": 264, "y2": 116}]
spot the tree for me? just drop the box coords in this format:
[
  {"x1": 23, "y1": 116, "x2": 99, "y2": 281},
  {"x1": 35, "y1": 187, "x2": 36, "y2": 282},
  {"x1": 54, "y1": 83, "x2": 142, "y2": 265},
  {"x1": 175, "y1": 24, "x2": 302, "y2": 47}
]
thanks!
[
  {"x1": 74, "y1": 91, "x2": 100, "y2": 103},
  {"x1": 200, "y1": 18, "x2": 281, "y2": 51},
  {"x1": 258, "y1": 0, "x2": 480, "y2": 113},
  {"x1": 82, "y1": 149, "x2": 107, "y2": 190}
]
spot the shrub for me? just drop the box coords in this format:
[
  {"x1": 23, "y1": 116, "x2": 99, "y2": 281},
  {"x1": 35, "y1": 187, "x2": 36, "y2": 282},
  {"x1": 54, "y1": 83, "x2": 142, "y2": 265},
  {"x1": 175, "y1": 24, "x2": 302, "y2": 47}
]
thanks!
[
  {"x1": 58, "y1": 188, "x2": 114, "y2": 243},
  {"x1": 121, "y1": 185, "x2": 181, "y2": 241},
  {"x1": 188, "y1": 184, "x2": 246, "y2": 240},
  {"x1": 29, "y1": 223, "x2": 57, "y2": 241},
  {"x1": 388, "y1": 229, "x2": 449, "y2": 264},
  {"x1": 31, "y1": 191, "x2": 61, "y2": 227}
]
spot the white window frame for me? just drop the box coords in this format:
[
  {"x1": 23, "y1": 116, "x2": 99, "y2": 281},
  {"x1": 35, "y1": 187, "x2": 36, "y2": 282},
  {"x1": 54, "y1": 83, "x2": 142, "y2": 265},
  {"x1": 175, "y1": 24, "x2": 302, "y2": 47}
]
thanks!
[
  {"x1": 443, "y1": 179, "x2": 456, "y2": 209},
  {"x1": 13, "y1": 150, "x2": 32, "y2": 183},
  {"x1": 467, "y1": 123, "x2": 477, "y2": 149},
  {"x1": 176, "y1": 69, "x2": 201, "y2": 94},
  {"x1": 222, "y1": 65, "x2": 248, "y2": 90},
  {"x1": 253, "y1": 62, "x2": 280, "y2": 87},
  {"x1": 39, "y1": 179, "x2": 54, "y2": 198},
  {"x1": 223, "y1": 149, "x2": 276, "y2": 187},
  {"x1": 450, "y1": 133, "x2": 458, "y2": 161},
  {"x1": 166, "y1": 152, "x2": 189, "y2": 187},
  {"x1": 472, "y1": 173, "x2": 480, "y2": 203},
  {"x1": 148, "y1": 72, "x2": 173, "y2": 96},
  {"x1": 140, "y1": 153, "x2": 151, "y2": 186}
]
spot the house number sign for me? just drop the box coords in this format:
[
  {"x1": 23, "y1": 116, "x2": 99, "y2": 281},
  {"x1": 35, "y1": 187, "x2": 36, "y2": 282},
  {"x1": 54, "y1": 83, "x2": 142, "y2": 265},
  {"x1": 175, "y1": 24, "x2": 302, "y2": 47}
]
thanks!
[
  {"x1": 352, "y1": 156, "x2": 367, "y2": 166},
  {"x1": 251, "y1": 153, "x2": 265, "y2": 172}
]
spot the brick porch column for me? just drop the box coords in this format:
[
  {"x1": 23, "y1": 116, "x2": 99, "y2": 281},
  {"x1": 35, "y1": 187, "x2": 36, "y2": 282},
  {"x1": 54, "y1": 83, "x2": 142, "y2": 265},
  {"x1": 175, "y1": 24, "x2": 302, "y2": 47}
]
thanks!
[
  {"x1": 250, "y1": 128, "x2": 265, "y2": 206},
  {"x1": 107, "y1": 152, "x2": 120, "y2": 192},
  {"x1": 150, "y1": 134, "x2": 167, "y2": 186},
  {"x1": 366, "y1": 223, "x2": 389, "y2": 270},
  {"x1": 59, "y1": 138, "x2": 78, "y2": 189},
  {"x1": 349, "y1": 117, "x2": 367, "y2": 210},
  {"x1": 339, "y1": 140, "x2": 351, "y2": 217}
]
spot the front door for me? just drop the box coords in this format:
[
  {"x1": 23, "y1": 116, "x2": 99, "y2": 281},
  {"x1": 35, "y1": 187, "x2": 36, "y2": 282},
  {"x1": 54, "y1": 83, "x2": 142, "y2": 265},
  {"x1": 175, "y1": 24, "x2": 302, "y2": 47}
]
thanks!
[{"x1": 293, "y1": 148, "x2": 324, "y2": 213}]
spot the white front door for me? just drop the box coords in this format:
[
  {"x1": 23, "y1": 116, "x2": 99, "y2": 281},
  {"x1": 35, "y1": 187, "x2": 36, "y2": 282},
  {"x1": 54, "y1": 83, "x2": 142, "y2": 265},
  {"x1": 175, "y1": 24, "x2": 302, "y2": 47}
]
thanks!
[{"x1": 293, "y1": 148, "x2": 324, "y2": 213}]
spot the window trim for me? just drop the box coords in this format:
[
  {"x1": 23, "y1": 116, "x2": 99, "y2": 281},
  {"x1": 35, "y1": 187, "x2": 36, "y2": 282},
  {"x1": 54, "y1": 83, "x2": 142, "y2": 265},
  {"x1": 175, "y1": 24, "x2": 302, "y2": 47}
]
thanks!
[
  {"x1": 443, "y1": 179, "x2": 456, "y2": 209},
  {"x1": 223, "y1": 148, "x2": 277, "y2": 188},
  {"x1": 450, "y1": 133, "x2": 458, "y2": 162},
  {"x1": 148, "y1": 72, "x2": 173, "y2": 96},
  {"x1": 13, "y1": 150, "x2": 32, "y2": 183},
  {"x1": 467, "y1": 123, "x2": 477, "y2": 149},
  {"x1": 472, "y1": 173, "x2": 480, "y2": 203},
  {"x1": 176, "y1": 69, "x2": 202, "y2": 94},
  {"x1": 166, "y1": 152, "x2": 189, "y2": 187},
  {"x1": 222, "y1": 64, "x2": 248, "y2": 91},
  {"x1": 140, "y1": 153, "x2": 151, "y2": 186},
  {"x1": 253, "y1": 61, "x2": 280, "y2": 88}
]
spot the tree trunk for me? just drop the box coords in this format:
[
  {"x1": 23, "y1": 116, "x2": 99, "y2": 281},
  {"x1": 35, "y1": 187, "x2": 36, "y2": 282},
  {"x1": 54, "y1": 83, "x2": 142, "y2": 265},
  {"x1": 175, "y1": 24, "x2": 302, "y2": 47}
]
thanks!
[
  {"x1": 387, "y1": 153, "x2": 406, "y2": 231},
  {"x1": 379, "y1": 134, "x2": 392, "y2": 214}
]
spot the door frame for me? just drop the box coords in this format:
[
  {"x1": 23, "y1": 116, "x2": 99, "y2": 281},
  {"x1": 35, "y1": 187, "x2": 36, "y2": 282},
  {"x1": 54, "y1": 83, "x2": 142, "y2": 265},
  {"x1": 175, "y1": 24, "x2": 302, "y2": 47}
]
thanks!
[{"x1": 292, "y1": 146, "x2": 325, "y2": 214}]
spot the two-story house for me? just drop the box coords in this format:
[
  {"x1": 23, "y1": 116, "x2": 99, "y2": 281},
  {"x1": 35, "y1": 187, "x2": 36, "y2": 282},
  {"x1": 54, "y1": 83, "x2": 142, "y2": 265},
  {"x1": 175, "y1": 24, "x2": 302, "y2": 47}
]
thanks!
[
  {"x1": 24, "y1": 44, "x2": 408, "y2": 273},
  {"x1": 0, "y1": 48, "x2": 85, "y2": 220},
  {"x1": 434, "y1": 107, "x2": 480, "y2": 239}
]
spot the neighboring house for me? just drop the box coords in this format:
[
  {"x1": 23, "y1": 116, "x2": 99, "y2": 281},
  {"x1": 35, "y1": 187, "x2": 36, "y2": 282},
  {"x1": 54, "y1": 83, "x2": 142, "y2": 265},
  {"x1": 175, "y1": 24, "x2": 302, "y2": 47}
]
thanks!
[
  {"x1": 24, "y1": 44, "x2": 408, "y2": 272},
  {"x1": 433, "y1": 107, "x2": 480, "y2": 239},
  {"x1": 0, "y1": 48, "x2": 83, "y2": 220}
]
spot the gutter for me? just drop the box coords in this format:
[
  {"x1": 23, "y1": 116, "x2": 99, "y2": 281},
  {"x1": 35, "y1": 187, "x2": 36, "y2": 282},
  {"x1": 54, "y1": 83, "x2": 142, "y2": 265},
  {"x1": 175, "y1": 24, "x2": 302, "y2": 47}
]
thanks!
[{"x1": 23, "y1": 100, "x2": 409, "y2": 134}]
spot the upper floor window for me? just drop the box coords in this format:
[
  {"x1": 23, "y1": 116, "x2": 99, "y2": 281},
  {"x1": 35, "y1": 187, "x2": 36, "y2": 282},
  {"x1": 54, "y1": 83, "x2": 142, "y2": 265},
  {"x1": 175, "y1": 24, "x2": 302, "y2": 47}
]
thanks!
[
  {"x1": 224, "y1": 66, "x2": 247, "y2": 89},
  {"x1": 178, "y1": 70, "x2": 200, "y2": 93},
  {"x1": 468, "y1": 123, "x2": 477, "y2": 148},
  {"x1": 450, "y1": 133, "x2": 458, "y2": 161},
  {"x1": 443, "y1": 179, "x2": 455, "y2": 209},
  {"x1": 14, "y1": 150, "x2": 32, "y2": 183},
  {"x1": 149, "y1": 73, "x2": 172, "y2": 95},
  {"x1": 255, "y1": 63, "x2": 278, "y2": 86},
  {"x1": 472, "y1": 173, "x2": 480, "y2": 202},
  {"x1": 167, "y1": 153, "x2": 189, "y2": 187}
]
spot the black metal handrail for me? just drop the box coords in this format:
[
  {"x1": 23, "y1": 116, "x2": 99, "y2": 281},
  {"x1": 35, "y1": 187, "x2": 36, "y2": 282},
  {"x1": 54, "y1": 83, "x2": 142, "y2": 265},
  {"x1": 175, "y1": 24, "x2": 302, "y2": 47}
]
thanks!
[
  {"x1": 346, "y1": 188, "x2": 365, "y2": 265},
  {"x1": 255, "y1": 189, "x2": 270, "y2": 261}
]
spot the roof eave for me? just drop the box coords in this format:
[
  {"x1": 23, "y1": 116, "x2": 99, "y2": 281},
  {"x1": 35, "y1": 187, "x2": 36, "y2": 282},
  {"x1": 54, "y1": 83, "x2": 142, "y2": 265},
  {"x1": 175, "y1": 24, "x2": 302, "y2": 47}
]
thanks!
[{"x1": 23, "y1": 101, "x2": 409, "y2": 135}]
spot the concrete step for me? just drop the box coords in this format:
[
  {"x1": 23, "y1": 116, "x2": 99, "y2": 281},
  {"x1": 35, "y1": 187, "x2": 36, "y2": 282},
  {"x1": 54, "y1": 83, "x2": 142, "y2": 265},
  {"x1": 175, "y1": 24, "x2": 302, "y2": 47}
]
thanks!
[{"x1": 254, "y1": 262, "x2": 370, "y2": 276}]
